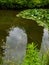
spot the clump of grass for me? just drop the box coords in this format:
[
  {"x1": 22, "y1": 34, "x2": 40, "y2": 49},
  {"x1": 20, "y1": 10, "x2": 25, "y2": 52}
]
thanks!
[
  {"x1": 21, "y1": 42, "x2": 49, "y2": 65},
  {"x1": 0, "y1": 42, "x2": 49, "y2": 65}
]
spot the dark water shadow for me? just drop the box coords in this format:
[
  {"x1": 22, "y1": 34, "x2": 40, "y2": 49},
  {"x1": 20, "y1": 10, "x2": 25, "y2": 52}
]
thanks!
[{"x1": 0, "y1": 10, "x2": 44, "y2": 64}]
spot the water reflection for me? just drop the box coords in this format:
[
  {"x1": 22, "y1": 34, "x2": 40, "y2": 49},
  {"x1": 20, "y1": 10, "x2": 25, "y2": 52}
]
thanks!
[
  {"x1": 3, "y1": 27, "x2": 27, "y2": 64},
  {"x1": 40, "y1": 28, "x2": 49, "y2": 56}
]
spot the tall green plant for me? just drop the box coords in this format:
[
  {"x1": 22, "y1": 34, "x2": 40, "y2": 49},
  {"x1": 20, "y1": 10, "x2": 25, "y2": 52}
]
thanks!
[{"x1": 21, "y1": 43, "x2": 48, "y2": 65}]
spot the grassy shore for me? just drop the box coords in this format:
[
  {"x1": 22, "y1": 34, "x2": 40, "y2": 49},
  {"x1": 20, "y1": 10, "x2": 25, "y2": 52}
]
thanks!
[{"x1": 17, "y1": 9, "x2": 49, "y2": 28}]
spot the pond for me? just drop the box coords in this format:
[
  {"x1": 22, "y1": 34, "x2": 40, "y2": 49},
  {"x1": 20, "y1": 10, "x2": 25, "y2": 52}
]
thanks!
[{"x1": 0, "y1": 10, "x2": 43, "y2": 64}]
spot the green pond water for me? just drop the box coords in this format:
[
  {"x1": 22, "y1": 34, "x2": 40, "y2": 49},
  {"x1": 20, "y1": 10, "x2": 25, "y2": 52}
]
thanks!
[{"x1": 0, "y1": 10, "x2": 43, "y2": 64}]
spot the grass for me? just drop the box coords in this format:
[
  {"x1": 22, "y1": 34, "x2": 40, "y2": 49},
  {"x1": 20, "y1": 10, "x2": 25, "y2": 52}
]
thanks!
[
  {"x1": 16, "y1": 9, "x2": 49, "y2": 28},
  {"x1": 0, "y1": 42, "x2": 49, "y2": 65},
  {"x1": 21, "y1": 43, "x2": 48, "y2": 65}
]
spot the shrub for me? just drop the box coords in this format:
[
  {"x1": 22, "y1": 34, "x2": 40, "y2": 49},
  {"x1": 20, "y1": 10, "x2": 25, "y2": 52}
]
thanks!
[{"x1": 0, "y1": 0, "x2": 49, "y2": 9}]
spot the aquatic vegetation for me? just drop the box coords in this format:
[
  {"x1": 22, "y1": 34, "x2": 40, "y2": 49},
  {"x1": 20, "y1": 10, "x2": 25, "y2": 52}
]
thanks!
[{"x1": 17, "y1": 9, "x2": 49, "y2": 28}]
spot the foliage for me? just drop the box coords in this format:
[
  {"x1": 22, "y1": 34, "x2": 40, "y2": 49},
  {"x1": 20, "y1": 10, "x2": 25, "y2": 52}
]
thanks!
[
  {"x1": 0, "y1": 0, "x2": 49, "y2": 9},
  {"x1": 17, "y1": 9, "x2": 49, "y2": 28},
  {"x1": 14, "y1": 0, "x2": 49, "y2": 8},
  {"x1": 21, "y1": 43, "x2": 48, "y2": 65},
  {"x1": 0, "y1": 0, "x2": 23, "y2": 9}
]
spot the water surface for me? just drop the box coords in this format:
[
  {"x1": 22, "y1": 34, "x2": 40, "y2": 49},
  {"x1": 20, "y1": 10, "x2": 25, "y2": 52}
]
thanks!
[{"x1": 0, "y1": 10, "x2": 43, "y2": 64}]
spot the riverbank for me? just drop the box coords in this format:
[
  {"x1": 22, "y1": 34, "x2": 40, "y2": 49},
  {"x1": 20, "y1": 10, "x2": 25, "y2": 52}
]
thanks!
[{"x1": 16, "y1": 9, "x2": 49, "y2": 28}]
